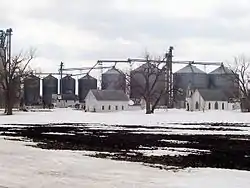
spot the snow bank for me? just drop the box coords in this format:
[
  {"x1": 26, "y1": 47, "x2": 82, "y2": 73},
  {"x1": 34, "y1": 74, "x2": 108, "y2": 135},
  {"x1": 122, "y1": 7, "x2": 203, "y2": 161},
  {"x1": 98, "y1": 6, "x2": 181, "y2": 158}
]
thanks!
[{"x1": 0, "y1": 138, "x2": 249, "y2": 188}]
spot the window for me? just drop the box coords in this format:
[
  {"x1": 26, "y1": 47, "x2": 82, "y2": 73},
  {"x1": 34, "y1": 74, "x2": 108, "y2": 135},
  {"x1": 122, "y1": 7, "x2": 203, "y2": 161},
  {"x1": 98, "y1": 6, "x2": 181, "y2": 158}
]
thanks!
[
  {"x1": 122, "y1": 106, "x2": 124, "y2": 110},
  {"x1": 108, "y1": 105, "x2": 111, "y2": 110},
  {"x1": 115, "y1": 106, "x2": 118, "y2": 110},
  {"x1": 215, "y1": 102, "x2": 218, "y2": 110},
  {"x1": 102, "y1": 106, "x2": 105, "y2": 110},
  {"x1": 195, "y1": 102, "x2": 199, "y2": 110},
  {"x1": 208, "y1": 103, "x2": 211, "y2": 110},
  {"x1": 222, "y1": 103, "x2": 225, "y2": 110}
]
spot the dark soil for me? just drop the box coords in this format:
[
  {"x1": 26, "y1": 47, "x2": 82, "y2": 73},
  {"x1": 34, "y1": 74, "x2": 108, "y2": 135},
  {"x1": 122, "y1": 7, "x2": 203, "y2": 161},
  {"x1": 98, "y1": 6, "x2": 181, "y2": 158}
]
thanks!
[{"x1": 1, "y1": 123, "x2": 250, "y2": 171}]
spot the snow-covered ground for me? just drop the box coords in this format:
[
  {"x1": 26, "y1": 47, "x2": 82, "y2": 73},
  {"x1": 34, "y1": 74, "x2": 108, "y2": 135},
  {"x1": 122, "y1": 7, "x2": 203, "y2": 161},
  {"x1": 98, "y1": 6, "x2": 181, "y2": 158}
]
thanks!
[
  {"x1": 1, "y1": 109, "x2": 250, "y2": 136},
  {"x1": 0, "y1": 108, "x2": 250, "y2": 125},
  {"x1": 1, "y1": 109, "x2": 250, "y2": 187},
  {"x1": 132, "y1": 146, "x2": 211, "y2": 157},
  {"x1": 0, "y1": 137, "x2": 250, "y2": 188}
]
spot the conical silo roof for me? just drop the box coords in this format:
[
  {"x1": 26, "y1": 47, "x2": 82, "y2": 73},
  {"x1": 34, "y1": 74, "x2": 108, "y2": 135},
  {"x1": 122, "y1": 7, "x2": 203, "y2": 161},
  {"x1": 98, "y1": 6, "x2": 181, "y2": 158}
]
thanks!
[
  {"x1": 80, "y1": 74, "x2": 96, "y2": 80},
  {"x1": 43, "y1": 74, "x2": 57, "y2": 80},
  {"x1": 209, "y1": 64, "x2": 232, "y2": 74},
  {"x1": 175, "y1": 64, "x2": 205, "y2": 74},
  {"x1": 133, "y1": 62, "x2": 159, "y2": 72},
  {"x1": 62, "y1": 75, "x2": 74, "y2": 80},
  {"x1": 104, "y1": 67, "x2": 124, "y2": 75}
]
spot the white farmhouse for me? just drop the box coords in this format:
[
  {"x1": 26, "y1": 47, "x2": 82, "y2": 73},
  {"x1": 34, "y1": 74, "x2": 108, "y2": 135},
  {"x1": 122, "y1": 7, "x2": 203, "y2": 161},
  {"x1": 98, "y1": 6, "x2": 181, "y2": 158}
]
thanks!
[
  {"x1": 85, "y1": 90, "x2": 129, "y2": 112},
  {"x1": 186, "y1": 89, "x2": 234, "y2": 111}
]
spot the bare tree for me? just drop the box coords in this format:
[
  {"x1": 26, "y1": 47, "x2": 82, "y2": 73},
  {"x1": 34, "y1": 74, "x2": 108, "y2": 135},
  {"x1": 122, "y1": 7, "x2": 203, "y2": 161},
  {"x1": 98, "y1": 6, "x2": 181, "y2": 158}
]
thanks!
[
  {"x1": 0, "y1": 49, "x2": 35, "y2": 115},
  {"x1": 228, "y1": 55, "x2": 250, "y2": 111},
  {"x1": 129, "y1": 54, "x2": 169, "y2": 114}
]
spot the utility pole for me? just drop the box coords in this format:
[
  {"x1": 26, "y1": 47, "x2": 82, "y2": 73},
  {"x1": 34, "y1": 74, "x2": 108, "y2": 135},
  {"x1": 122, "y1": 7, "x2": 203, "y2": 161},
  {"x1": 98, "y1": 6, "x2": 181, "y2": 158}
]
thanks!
[
  {"x1": 59, "y1": 61, "x2": 64, "y2": 95},
  {"x1": 168, "y1": 46, "x2": 173, "y2": 108},
  {"x1": 6, "y1": 28, "x2": 12, "y2": 83},
  {"x1": 98, "y1": 61, "x2": 103, "y2": 90},
  {"x1": 126, "y1": 59, "x2": 132, "y2": 97},
  {"x1": 165, "y1": 46, "x2": 173, "y2": 108},
  {"x1": 0, "y1": 30, "x2": 6, "y2": 68}
]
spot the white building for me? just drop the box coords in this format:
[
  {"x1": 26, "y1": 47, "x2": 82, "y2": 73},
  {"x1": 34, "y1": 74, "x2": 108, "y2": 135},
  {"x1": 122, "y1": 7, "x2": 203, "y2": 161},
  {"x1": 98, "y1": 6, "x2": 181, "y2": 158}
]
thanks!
[
  {"x1": 54, "y1": 94, "x2": 79, "y2": 108},
  {"x1": 85, "y1": 90, "x2": 129, "y2": 112},
  {"x1": 186, "y1": 88, "x2": 234, "y2": 111}
]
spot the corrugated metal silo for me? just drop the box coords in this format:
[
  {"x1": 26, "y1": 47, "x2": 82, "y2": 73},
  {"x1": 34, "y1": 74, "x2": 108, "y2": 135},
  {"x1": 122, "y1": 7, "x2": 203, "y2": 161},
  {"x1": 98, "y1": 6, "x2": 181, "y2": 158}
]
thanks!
[
  {"x1": 61, "y1": 75, "x2": 76, "y2": 100},
  {"x1": 0, "y1": 48, "x2": 4, "y2": 107},
  {"x1": 209, "y1": 64, "x2": 239, "y2": 98},
  {"x1": 101, "y1": 67, "x2": 126, "y2": 91},
  {"x1": 130, "y1": 63, "x2": 165, "y2": 104},
  {"x1": 42, "y1": 74, "x2": 58, "y2": 105},
  {"x1": 0, "y1": 47, "x2": 4, "y2": 70},
  {"x1": 13, "y1": 76, "x2": 21, "y2": 107},
  {"x1": 24, "y1": 74, "x2": 40, "y2": 105},
  {"x1": 78, "y1": 74, "x2": 97, "y2": 103},
  {"x1": 173, "y1": 64, "x2": 208, "y2": 107}
]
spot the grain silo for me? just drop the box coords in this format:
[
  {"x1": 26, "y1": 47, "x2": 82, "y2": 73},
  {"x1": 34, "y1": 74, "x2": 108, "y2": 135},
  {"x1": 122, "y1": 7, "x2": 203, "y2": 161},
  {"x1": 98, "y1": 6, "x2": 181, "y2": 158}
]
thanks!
[
  {"x1": 78, "y1": 74, "x2": 97, "y2": 103},
  {"x1": 101, "y1": 67, "x2": 126, "y2": 91},
  {"x1": 60, "y1": 75, "x2": 76, "y2": 100},
  {"x1": 24, "y1": 74, "x2": 40, "y2": 105},
  {"x1": 209, "y1": 64, "x2": 239, "y2": 98},
  {"x1": 173, "y1": 64, "x2": 208, "y2": 108},
  {"x1": 130, "y1": 63, "x2": 165, "y2": 105},
  {"x1": 42, "y1": 74, "x2": 58, "y2": 105},
  {"x1": 0, "y1": 47, "x2": 4, "y2": 108}
]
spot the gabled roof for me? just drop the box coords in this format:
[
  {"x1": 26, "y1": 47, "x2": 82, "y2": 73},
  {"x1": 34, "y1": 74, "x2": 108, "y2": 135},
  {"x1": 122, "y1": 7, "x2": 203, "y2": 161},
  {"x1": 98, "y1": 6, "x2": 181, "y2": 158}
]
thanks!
[
  {"x1": 90, "y1": 89, "x2": 129, "y2": 101},
  {"x1": 175, "y1": 64, "x2": 205, "y2": 74},
  {"x1": 197, "y1": 89, "x2": 228, "y2": 101},
  {"x1": 209, "y1": 64, "x2": 232, "y2": 74}
]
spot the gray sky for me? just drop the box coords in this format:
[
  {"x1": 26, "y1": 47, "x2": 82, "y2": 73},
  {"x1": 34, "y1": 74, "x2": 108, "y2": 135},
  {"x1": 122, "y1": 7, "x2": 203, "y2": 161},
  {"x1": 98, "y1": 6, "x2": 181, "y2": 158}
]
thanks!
[{"x1": 2, "y1": 0, "x2": 250, "y2": 74}]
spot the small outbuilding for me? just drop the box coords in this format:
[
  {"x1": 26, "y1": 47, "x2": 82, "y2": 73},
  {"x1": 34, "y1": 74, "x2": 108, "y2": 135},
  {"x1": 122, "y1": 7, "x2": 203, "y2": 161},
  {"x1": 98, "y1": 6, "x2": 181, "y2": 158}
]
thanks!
[
  {"x1": 186, "y1": 88, "x2": 234, "y2": 111},
  {"x1": 85, "y1": 89, "x2": 129, "y2": 112},
  {"x1": 55, "y1": 94, "x2": 79, "y2": 108}
]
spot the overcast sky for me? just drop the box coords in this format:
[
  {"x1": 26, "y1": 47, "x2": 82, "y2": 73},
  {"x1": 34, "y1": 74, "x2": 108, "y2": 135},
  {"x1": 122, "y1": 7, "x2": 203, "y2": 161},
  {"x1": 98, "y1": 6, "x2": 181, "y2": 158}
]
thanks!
[{"x1": 2, "y1": 0, "x2": 250, "y2": 74}]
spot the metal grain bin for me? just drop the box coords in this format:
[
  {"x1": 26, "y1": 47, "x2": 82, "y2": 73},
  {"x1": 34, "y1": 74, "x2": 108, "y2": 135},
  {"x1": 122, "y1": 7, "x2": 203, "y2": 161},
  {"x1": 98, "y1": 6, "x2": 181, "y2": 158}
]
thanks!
[
  {"x1": 209, "y1": 64, "x2": 239, "y2": 98},
  {"x1": 60, "y1": 75, "x2": 76, "y2": 100},
  {"x1": 78, "y1": 74, "x2": 97, "y2": 103},
  {"x1": 0, "y1": 48, "x2": 4, "y2": 107},
  {"x1": 61, "y1": 75, "x2": 76, "y2": 95},
  {"x1": 101, "y1": 67, "x2": 126, "y2": 91},
  {"x1": 0, "y1": 47, "x2": 4, "y2": 70},
  {"x1": 0, "y1": 80, "x2": 20, "y2": 107},
  {"x1": 24, "y1": 74, "x2": 40, "y2": 105},
  {"x1": 173, "y1": 64, "x2": 208, "y2": 108},
  {"x1": 130, "y1": 63, "x2": 164, "y2": 101},
  {"x1": 42, "y1": 74, "x2": 58, "y2": 105}
]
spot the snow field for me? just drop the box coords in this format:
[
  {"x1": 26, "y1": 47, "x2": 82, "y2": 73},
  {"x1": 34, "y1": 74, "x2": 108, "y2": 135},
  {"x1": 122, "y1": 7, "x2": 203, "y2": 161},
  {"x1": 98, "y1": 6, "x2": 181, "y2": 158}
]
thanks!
[
  {"x1": 1, "y1": 108, "x2": 250, "y2": 125},
  {"x1": 1, "y1": 109, "x2": 250, "y2": 187},
  {"x1": 0, "y1": 138, "x2": 250, "y2": 188}
]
